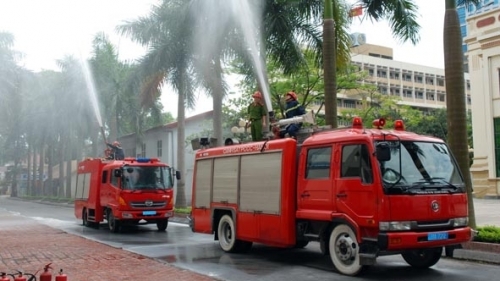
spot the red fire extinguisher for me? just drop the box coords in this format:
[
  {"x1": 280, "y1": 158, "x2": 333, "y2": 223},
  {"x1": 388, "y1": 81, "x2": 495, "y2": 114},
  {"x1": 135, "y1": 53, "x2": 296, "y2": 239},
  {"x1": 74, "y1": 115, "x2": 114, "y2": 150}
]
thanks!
[
  {"x1": 0, "y1": 272, "x2": 11, "y2": 281},
  {"x1": 13, "y1": 271, "x2": 26, "y2": 281},
  {"x1": 39, "y1": 263, "x2": 53, "y2": 281},
  {"x1": 55, "y1": 269, "x2": 67, "y2": 281}
]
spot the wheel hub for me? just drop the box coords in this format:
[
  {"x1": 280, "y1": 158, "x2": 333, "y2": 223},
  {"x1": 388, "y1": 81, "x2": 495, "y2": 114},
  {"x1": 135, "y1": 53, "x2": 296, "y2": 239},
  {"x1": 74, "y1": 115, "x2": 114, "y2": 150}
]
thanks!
[{"x1": 335, "y1": 234, "x2": 356, "y2": 262}]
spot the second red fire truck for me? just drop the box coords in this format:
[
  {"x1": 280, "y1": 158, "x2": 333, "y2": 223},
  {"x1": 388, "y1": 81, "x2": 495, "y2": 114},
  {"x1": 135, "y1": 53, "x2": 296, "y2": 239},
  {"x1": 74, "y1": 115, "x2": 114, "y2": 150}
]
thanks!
[
  {"x1": 74, "y1": 157, "x2": 179, "y2": 233},
  {"x1": 190, "y1": 117, "x2": 472, "y2": 276}
]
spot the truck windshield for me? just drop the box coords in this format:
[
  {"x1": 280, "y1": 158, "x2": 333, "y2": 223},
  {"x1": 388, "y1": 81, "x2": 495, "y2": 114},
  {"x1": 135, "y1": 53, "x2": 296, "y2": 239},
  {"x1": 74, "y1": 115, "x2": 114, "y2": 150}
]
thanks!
[
  {"x1": 122, "y1": 166, "x2": 173, "y2": 190},
  {"x1": 377, "y1": 141, "x2": 465, "y2": 193}
]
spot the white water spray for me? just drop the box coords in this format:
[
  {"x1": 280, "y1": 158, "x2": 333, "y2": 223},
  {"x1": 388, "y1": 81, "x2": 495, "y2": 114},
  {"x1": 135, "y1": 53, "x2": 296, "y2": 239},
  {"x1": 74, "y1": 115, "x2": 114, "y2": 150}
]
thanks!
[
  {"x1": 193, "y1": 0, "x2": 272, "y2": 112},
  {"x1": 80, "y1": 58, "x2": 104, "y2": 129},
  {"x1": 230, "y1": 0, "x2": 272, "y2": 111}
]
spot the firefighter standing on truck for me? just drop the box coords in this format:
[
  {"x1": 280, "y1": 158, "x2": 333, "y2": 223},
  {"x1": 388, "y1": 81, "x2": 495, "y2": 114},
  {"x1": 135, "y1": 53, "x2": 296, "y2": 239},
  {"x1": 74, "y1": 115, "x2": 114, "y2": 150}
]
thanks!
[
  {"x1": 279, "y1": 91, "x2": 305, "y2": 139},
  {"x1": 106, "y1": 141, "x2": 125, "y2": 160},
  {"x1": 247, "y1": 91, "x2": 267, "y2": 141}
]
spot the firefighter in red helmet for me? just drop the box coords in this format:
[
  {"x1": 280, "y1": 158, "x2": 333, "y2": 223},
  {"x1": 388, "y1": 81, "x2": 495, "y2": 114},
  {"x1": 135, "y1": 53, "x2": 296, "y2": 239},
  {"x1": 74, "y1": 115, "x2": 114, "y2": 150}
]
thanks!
[
  {"x1": 106, "y1": 140, "x2": 125, "y2": 160},
  {"x1": 246, "y1": 91, "x2": 266, "y2": 141}
]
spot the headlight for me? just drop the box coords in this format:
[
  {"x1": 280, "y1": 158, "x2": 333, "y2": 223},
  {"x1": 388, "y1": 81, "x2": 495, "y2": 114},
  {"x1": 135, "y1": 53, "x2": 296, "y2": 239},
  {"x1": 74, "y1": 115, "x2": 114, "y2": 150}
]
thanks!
[
  {"x1": 379, "y1": 221, "x2": 411, "y2": 231},
  {"x1": 453, "y1": 217, "x2": 468, "y2": 227}
]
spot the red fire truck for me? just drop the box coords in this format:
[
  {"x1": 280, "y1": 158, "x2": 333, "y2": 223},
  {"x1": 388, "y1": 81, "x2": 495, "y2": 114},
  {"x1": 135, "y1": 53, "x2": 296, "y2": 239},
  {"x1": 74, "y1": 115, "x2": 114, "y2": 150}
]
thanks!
[
  {"x1": 74, "y1": 157, "x2": 179, "y2": 233},
  {"x1": 189, "y1": 117, "x2": 472, "y2": 276}
]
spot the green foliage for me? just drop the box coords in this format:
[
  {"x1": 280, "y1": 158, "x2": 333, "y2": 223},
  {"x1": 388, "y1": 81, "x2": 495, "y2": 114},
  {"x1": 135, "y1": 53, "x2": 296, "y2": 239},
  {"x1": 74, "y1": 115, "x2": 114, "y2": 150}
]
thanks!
[
  {"x1": 174, "y1": 207, "x2": 192, "y2": 214},
  {"x1": 475, "y1": 226, "x2": 500, "y2": 243}
]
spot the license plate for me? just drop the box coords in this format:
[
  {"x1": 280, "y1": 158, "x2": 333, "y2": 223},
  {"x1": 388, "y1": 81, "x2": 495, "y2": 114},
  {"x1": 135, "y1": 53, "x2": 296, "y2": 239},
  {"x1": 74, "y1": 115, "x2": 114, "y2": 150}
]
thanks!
[
  {"x1": 143, "y1": 211, "x2": 157, "y2": 216},
  {"x1": 428, "y1": 232, "x2": 448, "y2": 241}
]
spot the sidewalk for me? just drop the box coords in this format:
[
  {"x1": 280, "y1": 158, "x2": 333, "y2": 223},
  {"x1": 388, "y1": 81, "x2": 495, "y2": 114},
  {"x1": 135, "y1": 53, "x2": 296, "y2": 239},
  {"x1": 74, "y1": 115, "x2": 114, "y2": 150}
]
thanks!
[{"x1": 0, "y1": 207, "x2": 217, "y2": 281}]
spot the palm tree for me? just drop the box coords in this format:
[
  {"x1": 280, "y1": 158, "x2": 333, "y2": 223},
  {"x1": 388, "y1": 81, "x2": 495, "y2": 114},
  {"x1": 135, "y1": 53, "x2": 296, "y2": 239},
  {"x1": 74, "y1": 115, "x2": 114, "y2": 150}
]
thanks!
[
  {"x1": 322, "y1": 0, "x2": 421, "y2": 127},
  {"x1": 444, "y1": 0, "x2": 480, "y2": 229},
  {"x1": 118, "y1": 1, "x2": 198, "y2": 208},
  {"x1": 0, "y1": 32, "x2": 29, "y2": 197}
]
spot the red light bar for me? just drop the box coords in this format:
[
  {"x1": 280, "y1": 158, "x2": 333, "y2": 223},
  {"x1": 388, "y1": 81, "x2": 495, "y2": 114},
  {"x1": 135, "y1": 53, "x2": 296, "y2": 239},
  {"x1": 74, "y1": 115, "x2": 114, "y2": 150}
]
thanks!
[
  {"x1": 394, "y1": 120, "x2": 405, "y2": 131},
  {"x1": 352, "y1": 117, "x2": 363, "y2": 129}
]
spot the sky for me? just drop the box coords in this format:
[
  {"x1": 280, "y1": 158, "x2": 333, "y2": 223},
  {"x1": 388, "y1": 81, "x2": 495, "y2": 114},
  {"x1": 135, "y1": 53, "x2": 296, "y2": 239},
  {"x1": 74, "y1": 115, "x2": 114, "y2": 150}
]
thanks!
[{"x1": 0, "y1": 1, "x2": 445, "y2": 118}]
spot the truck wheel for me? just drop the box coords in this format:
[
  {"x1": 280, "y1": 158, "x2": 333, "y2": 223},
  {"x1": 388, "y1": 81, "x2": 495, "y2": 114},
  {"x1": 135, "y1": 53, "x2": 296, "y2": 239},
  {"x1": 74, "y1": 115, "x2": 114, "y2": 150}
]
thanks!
[
  {"x1": 157, "y1": 219, "x2": 169, "y2": 231},
  {"x1": 402, "y1": 247, "x2": 442, "y2": 268},
  {"x1": 329, "y1": 224, "x2": 364, "y2": 276},
  {"x1": 82, "y1": 209, "x2": 89, "y2": 227},
  {"x1": 107, "y1": 211, "x2": 120, "y2": 233},
  {"x1": 218, "y1": 215, "x2": 239, "y2": 252}
]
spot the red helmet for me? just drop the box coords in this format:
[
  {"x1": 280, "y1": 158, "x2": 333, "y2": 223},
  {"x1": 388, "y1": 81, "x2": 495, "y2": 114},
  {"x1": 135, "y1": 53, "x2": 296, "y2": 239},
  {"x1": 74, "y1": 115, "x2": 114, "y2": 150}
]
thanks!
[
  {"x1": 113, "y1": 141, "x2": 120, "y2": 146},
  {"x1": 252, "y1": 91, "x2": 263, "y2": 99},
  {"x1": 286, "y1": 91, "x2": 297, "y2": 101}
]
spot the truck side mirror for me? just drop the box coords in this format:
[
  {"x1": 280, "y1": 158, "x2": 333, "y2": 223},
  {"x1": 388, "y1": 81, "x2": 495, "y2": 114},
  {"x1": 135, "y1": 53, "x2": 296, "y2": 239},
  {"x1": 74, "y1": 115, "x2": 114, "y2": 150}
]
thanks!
[
  {"x1": 114, "y1": 170, "x2": 122, "y2": 177},
  {"x1": 376, "y1": 143, "x2": 391, "y2": 162},
  {"x1": 175, "y1": 170, "x2": 181, "y2": 180}
]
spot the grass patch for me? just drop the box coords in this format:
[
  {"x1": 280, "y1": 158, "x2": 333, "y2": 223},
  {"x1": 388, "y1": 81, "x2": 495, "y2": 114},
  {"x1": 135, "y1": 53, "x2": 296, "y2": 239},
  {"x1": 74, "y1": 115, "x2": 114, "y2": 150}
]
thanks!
[
  {"x1": 474, "y1": 226, "x2": 500, "y2": 243},
  {"x1": 174, "y1": 207, "x2": 192, "y2": 214}
]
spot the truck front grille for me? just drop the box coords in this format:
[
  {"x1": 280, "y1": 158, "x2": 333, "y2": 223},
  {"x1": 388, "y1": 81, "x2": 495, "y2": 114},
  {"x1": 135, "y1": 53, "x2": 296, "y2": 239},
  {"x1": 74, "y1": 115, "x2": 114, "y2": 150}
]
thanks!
[{"x1": 130, "y1": 201, "x2": 166, "y2": 208}]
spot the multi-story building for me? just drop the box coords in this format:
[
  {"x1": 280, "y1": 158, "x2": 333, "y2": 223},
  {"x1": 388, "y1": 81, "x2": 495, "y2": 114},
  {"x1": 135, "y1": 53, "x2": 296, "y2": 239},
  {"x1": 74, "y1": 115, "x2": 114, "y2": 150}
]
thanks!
[
  {"x1": 465, "y1": 6, "x2": 500, "y2": 198},
  {"x1": 458, "y1": 0, "x2": 500, "y2": 72},
  {"x1": 310, "y1": 43, "x2": 471, "y2": 122}
]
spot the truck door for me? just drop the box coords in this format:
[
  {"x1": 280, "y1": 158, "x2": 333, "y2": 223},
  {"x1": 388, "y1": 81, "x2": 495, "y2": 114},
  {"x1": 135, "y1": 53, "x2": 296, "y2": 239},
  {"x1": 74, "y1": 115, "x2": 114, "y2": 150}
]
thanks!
[
  {"x1": 297, "y1": 145, "x2": 335, "y2": 214},
  {"x1": 335, "y1": 143, "x2": 378, "y2": 226}
]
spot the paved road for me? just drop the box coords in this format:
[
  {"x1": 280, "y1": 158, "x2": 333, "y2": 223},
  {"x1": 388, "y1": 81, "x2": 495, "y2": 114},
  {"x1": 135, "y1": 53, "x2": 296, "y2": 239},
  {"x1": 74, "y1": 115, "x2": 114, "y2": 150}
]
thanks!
[{"x1": 1, "y1": 197, "x2": 499, "y2": 281}]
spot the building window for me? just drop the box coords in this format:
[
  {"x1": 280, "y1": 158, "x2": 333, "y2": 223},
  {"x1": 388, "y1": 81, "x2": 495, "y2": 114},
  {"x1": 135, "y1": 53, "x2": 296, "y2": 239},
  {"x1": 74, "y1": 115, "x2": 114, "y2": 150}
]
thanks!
[
  {"x1": 437, "y1": 79, "x2": 445, "y2": 86},
  {"x1": 467, "y1": 95, "x2": 471, "y2": 105},
  {"x1": 403, "y1": 89, "x2": 413, "y2": 98},
  {"x1": 438, "y1": 94, "x2": 446, "y2": 102},
  {"x1": 141, "y1": 143, "x2": 146, "y2": 157},
  {"x1": 426, "y1": 92, "x2": 435, "y2": 101},
  {"x1": 416, "y1": 91, "x2": 424, "y2": 99},
  {"x1": 377, "y1": 70, "x2": 387, "y2": 78},
  {"x1": 494, "y1": 118, "x2": 500, "y2": 177},
  {"x1": 157, "y1": 140, "x2": 163, "y2": 157},
  {"x1": 414, "y1": 76, "x2": 423, "y2": 83},
  {"x1": 344, "y1": 100, "x2": 356, "y2": 108},
  {"x1": 403, "y1": 74, "x2": 412, "y2": 81}
]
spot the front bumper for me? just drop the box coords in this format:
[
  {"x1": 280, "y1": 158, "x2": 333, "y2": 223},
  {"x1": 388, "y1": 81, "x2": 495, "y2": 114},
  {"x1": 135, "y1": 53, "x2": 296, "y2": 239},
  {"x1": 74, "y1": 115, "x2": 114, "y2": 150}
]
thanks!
[
  {"x1": 378, "y1": 227, "x2": 472, "y2": 251},
  {"x1": 115, "y1": 209, "x2": 174, "y2": 220}
]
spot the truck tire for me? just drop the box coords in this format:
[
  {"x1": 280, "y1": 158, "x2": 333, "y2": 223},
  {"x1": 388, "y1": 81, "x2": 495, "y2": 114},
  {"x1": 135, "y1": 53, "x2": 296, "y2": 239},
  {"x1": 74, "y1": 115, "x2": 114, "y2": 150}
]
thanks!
[
  {"x1": 157, "y1": 219, "x2": 169, "y2": 231},
  {"x1": 83, "y1": 209, "x2": 99, "y2": 229},
  {"x1": 107, "y1": 210, "x2": 120, "y2": 233},
  {"x1": 82, "y1": 209, "x2": 89, "y2": 227},
  {"x1": 401, "y1": 247, "x2": 442, "y2": 268},
  {"x1": 329, "y1": 224, "x2": 364, "y2": 276},
  {"x1": 218, "y1": 215, "x2": 238, "y2": 252}
]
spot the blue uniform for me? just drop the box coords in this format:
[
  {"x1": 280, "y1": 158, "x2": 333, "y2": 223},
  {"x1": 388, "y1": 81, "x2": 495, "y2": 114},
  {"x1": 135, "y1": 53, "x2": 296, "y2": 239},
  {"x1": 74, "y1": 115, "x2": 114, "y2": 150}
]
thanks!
[{"x1": 280, "y1": 100, "x2": 305, "y2": 138}]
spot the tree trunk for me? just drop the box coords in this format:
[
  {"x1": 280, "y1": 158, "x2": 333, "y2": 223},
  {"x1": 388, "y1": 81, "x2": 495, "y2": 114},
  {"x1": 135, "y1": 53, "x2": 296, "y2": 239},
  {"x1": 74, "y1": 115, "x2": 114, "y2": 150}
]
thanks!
[
  {"x1": 47, "y1": 143, "x2": 54, "y2": 197},
  {"x1": 58, "y1": 135, "x2": 65, "y2": 197},
  {"x1": 175, "y1": 81, "x2": 187, "y2": 208},
  {"x1": 38, "y1": 139, "x2": 45, "y2": 197},
  {"x1": 27, "y1": 143, "x2": 32, "y2": 196},
  {"x1": 212, "y1": 58, "x2": 224, "y2": 147},
  {"x1": 32, "y1": 146, "x2": 37, "y2": 196},
  {"x1": 443, "y1": 0, "x2": 476, "y2": 228},
  {"x1": 65, "y1": 131, "x2": 73, "y2": 198},
  {"x1": 323, "y1": 0, "x2": 337, "y2": 128}
]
